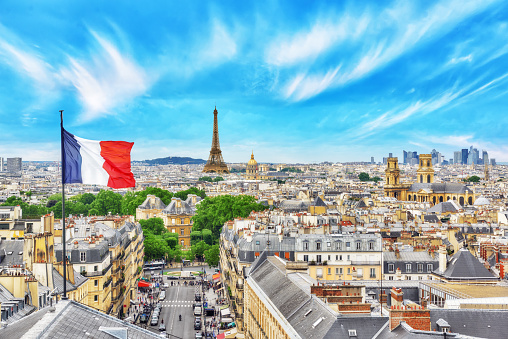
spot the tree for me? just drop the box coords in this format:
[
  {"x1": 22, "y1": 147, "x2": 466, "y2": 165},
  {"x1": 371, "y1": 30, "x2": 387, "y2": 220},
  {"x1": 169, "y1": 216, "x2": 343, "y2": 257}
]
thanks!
[
  {"x1": 192, "y1": 195, "x2": 269, "y2": 240},
  {"x1": 371, "y1": 176, "x2": 382, "y2": 183},
  {"x1": 143, "y1": 233, "x2": 168, "y2": 260},
  {"x1": 192, "y1": 240, "x2": 210, "y2": 260},
  {"x1": 79, "y1": 193, "x2": 96, "y2": 205},
  {"x1": 204, "y1": 244, "x2": 220, "y2": 267},
  {"x1": 202, "y1": 229, "x2": 213, "y2": 245},
  {"x1": 90, "y1": 190, "x2": 122, "y2": 215},
  {"x1": 139, "y1": 218, "x2": 167, "y2": 236},
  {"x1": 162, "y1": 232, "x2": 178, "y2": 249},
  {"x1": 466, "y1": 175, "x2": 481, "y2": 183},
  {"x1": 190, "y1": 231, "x2": 202, "y2": 246},
  {"x1": 199, "y1": 176, "x2": 213, "y2": 182},
  {"x1": 213, "y1": 177, "x2": 224, "y2": 182},
  {"x1": 358, "y1": 172, "x2": 370, "y2": 181}
]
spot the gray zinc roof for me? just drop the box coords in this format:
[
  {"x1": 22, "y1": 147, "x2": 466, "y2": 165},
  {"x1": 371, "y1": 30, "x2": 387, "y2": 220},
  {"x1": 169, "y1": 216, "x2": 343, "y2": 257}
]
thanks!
[{"x1": 435, "y1": 248, "x2": 496, "y2": 281}]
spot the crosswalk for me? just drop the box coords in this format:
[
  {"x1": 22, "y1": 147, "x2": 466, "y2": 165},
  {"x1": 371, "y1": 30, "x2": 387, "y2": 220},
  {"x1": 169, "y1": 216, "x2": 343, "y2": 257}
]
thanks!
[{"x1": 160, "y1": 300, "x2": 194, "y2": 308}]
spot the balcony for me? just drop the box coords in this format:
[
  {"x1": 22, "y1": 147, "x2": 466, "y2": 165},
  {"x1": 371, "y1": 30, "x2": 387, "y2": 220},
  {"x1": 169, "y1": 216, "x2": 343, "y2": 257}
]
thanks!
[
  {"x1": 81, "y1": 262, "x2": 113, "y2": 277},
  {"x1": 350, "y1": 261, "x2": 381, "y2": 266}
]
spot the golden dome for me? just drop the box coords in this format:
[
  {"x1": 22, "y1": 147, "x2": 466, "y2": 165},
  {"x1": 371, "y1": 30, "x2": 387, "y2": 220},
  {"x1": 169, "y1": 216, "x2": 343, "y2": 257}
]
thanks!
[{"x1": 247, "y1": 151, "x2": 257, "y2": 166}]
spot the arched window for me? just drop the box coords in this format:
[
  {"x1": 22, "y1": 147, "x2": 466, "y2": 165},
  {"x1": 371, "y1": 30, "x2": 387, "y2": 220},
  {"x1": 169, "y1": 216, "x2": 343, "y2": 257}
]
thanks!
[
  {"x1": 408, "y1": 195, "x2": 412, "y2": 201},
  {"x1": 439, "y1": 196, "x2": 443, "y2": 203},
  {"x1": 459, "y1": 197, "x2": 464, "y2": 206},
  {"x1": 432, "y1": 196, "x2": 436, "y2": 204},
  {"x1": 420, "y1": 175, "x2": 423, "y2": 183},
  {"x1": 427, "y1": 175, "x2": 431, "y2": 183},
  {"x1": 468, "y1": 197, "x2": 473, "y2": 205}
]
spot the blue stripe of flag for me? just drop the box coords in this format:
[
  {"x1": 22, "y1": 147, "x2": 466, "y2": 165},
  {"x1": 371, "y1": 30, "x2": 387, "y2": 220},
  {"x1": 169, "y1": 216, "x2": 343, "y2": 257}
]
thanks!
[{"x1": 62, "y1": 129, "x2": 83, "y2": 184}]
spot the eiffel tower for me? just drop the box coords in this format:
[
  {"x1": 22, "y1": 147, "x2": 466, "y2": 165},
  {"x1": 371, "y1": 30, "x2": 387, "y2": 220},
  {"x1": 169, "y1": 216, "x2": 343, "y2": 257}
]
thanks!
[{"x1": 203, "y1": 107, "x2": 229, "y2": 174}]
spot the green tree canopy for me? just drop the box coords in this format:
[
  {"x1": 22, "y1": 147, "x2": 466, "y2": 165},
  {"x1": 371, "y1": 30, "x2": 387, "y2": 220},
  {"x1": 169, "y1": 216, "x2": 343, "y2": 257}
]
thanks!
[
  {"x1": 204, "y1": 244, "x2": 220, "y2": 267},
  {"x1": 90, "y1": 190, "x2": 123, "y2": 215},
  {"x1": 466, "y1": 175, "x2": 481, "y2": 182},
  {"x1": 202, "y1": 229, "x2": 213, "y2": 245},
  {"x1": 190, "y1": 231, "x2": 202, "y2": 246},
  {"x1": 139, "y1": 218, "x2": 166, "y2": 236},
  {"x1": 358, "y1": 172, "x2": 370, "y2": 181},
  {"x1": 192, "y1": 195, "x2": 269, "y2": 240}
]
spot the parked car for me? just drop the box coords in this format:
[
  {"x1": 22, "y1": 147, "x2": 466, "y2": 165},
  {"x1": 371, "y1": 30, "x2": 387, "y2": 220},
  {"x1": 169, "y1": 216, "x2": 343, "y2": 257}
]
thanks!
[
  {"x1": 195, "y1": 294, "x2": 201, "y2": 301},
  {"x1": 151, "y1": 316, "x2": 159, "y2": 326},
  {"x1": 159, "y1": 291, "x2": 166, "y2": 301},
  {"x1": 139, "y1": 314, "x2": 148, "y2": 323},
  {"x1": 194, "y1": 318, "x2": 201, "y2": 330},
  {"x1": 163, "y1": 283, "x2": 169, "y2": 288},
  {"x1": 193, "y1": 306, "x2": 202, "y2": 316},
  {"x1": 195, "y1": 333, "x2": 203, "y2": 339},
  {"x1": 159, "y1": 323, "x2": 166, "y2": 331}
]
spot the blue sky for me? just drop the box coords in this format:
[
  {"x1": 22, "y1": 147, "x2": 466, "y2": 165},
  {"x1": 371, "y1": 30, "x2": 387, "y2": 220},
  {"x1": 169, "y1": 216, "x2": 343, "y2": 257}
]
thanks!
[{"x1": 1, "y1": 0, "x2": 508, "y2": 163}]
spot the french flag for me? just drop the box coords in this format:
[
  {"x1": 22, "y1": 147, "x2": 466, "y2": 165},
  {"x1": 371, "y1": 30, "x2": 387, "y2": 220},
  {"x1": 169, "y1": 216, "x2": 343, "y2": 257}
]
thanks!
[{"x1": 62, "y1": 129, "x2": 136, "y2": 189}]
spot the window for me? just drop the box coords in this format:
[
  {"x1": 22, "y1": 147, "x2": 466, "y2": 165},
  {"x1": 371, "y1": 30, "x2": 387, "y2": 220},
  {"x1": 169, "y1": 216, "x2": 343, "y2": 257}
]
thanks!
[
  {"x1": 327, "y1": 242, "x2": 331, "y2": 247},
  {"x1": 94, "y1": 295, "x2": 98, "y2": 302},
  {"x1": 340, "y1": 255, "x2": 343, "y2": 261},
  {"x1": 180, "y1": 228, "x2": 185, "y2": 236},
  {"x1": 417, "y1": 264, "x2": 423, "y2": 273},
  {"x1": 337, "y1": 242, "x2": 342, "y2": 250},
  {"x1": 256, "y1": 241, "x2": 260, "y2": 245},
  {"x1": 181, "y1": 218, "x2": 184, "y2": 224},
  {"x1": 347, "y1": 268, "x2": 350, "y2": 274},
  {"x1": 406, "y1": 276, "x2": 412, "y2": 280},
  {"x1": 328, "y1": 255, "x2": 331, "y2": 261},
  {"x1": 94, "y1": 265, "x2": 98, "y2": 272},
  {"x1": 336, "y1": 268, "x2": 339, "y2": 274},
  {"x1": 347, "y1": 255, "x2": 350, "y2": 261},
  {"x1": 316, "y1": 242, "x2": 321, "y2": 250},
  {"x1": 316, "y1": 268, "x2": 323, "y2": 278},
  {"x1": 171, "y1": 229, "x2": 176, "y2": 233},
  {"x1": 80, "y1": 266, "x2": 85, "y2": 273},
  {"x1": 94, "y1": 279, "x2": 98, "y2": 287},
  {"x1": 427, "y1": 264, "x2": 433, "y2": 272},
  {"x1": 388, "y1": 264, "x2": 395, "y2": 273},
  {"x1": 304, "y1": 242, "x2": 309, "y2": 250},
  {"x1": 80, "y1": 252, "x2": 86, "y2": 262},
  {"x1": 336, "y1": 255, "x2": 338, "y2": 260},
  {"x1": 356, "y1": 242, "x2": 361, "y2": 250},
  {"x1": 304, "y1": 255, "x2": 309, "y2": 262},
  {"x1": 328, "y1": 268, "x2": 331, "y2": 274},
  {"x1": 405, "y1": 264, "x2": 412, "y2": 273},
  {"x1": 172, "y1": 219, "x2": 176, "y2": 225},
  {"x1": 316, "y1": 255, "x2": 322, "y2": 263},
  {"x1": 346, "y1": 242, "x2": 351, "y2": 248},
  {"x1": 181, "y1": 240, "x2": 184, "y2": 246},
  {"x1": 369, "y1": 242, "x2": 374, "y2": 250},
  {"x1": 348, "y1": 329, "x2": 357, "y2": 336},
  {"x1": 370, "y1": 268, "x2": 376, "y2": 278},
  {"x1": 388, "y1": 276, "x2": 394, "y2": 280},
  {"x1": 340, "y1": 268, "x2": 343, "y2": 274}
]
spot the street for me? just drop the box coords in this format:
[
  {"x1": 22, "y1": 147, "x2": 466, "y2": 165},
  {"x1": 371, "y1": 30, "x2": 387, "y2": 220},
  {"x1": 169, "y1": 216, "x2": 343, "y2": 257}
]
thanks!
[{"x1": 140, "y1": 265, "x2": 219, "y2": 339}]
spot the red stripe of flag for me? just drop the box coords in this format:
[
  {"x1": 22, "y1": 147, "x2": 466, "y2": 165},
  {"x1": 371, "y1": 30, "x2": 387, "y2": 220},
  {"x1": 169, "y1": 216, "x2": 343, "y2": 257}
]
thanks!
[{"x1": 100, "y1": 141, "x2": 136, "y2": 189}]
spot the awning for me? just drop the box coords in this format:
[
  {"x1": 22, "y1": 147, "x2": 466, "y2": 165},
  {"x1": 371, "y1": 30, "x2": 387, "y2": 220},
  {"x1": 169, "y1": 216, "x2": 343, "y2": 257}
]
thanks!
[
  {"x1": 217, "y1": 328, "x2": 238, "y2": 339},
  {"x1": 213, "y1": 273, "x2": 221, "y2": 281},
  {"x1": 137, "y1": 281, "x2": 151, "y2": 288},
  {"x1": 220, "y1": 308, "x2": 231, "y2": 317}
]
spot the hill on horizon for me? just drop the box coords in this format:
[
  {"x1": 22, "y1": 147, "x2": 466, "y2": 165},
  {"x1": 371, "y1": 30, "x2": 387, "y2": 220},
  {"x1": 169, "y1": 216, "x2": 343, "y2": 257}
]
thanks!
[{"x1": 138, "y1": 156, "x2": 207, "y2": 165}]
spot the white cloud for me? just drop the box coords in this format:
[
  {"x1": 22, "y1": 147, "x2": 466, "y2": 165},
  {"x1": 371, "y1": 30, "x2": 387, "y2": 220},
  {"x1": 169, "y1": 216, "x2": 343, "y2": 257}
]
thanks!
[
  {"x1": 279, "y1": 0, "x2": 499, "y2": 101},
  {"x1": 449, "y1": 54, "x2": 473, "y2": 64},
  {"x1": 59, "y1": 31, "x2": 149, "y2": 121},
  {"x1": 266, "y1": 14, "x2": 370, "y2": 66},
  {"x1": 200, "y1": 21, "x2": 237, "y2": 64}
]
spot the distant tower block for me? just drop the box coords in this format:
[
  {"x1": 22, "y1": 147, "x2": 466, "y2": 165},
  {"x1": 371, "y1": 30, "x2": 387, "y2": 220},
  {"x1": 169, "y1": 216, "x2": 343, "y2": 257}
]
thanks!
[{"x1": 203, "y1": 107, "x2": 230, "y2": 174}]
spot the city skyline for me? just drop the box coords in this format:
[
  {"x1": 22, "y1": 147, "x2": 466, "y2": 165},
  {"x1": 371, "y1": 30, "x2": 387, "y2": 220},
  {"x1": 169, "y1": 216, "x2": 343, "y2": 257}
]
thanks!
[{"x1": 1, "y1": 1, "x2": 508, "y2": 163}]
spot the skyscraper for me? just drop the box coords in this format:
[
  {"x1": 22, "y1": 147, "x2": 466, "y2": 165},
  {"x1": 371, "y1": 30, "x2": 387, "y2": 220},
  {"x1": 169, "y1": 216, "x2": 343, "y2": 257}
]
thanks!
[
  {"x1": 0, "y1": 157, "x2": 3, "y2": 172},
  {"x1": 482, "y1": 150, "x2": 489, "y2": 166},
  {"x1": 454, "y1": 151, "x2": 462, "y2": 164},
  {"x1": 461, "y1": 149, "x2": 468, "y2": 165},
  {"x1": 6, "y1": 157, "x2": 21, "y2": 173}
]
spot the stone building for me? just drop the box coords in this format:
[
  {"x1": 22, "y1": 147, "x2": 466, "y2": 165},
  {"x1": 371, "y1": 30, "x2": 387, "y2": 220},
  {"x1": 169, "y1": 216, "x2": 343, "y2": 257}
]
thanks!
[{"x1": 384, "y1": 155, "x2": 476, "y2": 205}]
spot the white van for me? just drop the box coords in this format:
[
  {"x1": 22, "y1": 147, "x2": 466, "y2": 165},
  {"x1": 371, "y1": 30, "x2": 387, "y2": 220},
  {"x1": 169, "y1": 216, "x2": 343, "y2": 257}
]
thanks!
[
  {"x1": 193, "y1": 306, "x2": 202, "y2": 316},
  {"x1": 159, "y1": 291, "x2": 166, "y2": 301}
]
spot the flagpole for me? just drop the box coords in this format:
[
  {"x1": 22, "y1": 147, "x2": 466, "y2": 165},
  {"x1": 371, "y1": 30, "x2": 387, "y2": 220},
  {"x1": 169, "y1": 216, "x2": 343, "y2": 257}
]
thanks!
[{"x1": 60, "y1": 110, "x2": 67, "y2": 300}]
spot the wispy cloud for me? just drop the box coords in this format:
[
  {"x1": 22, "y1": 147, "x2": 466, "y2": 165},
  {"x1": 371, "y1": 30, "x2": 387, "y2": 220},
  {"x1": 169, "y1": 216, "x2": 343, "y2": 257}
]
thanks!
[
  {"x1": 59, "y1": 30, "x2": 149, "y2": 121},
  {"x1": 266, "y1": 13, "x2": 370, "y2": 66},
  {"x1": 278, "y1": 0, "x2": 499, "y2": 101}
]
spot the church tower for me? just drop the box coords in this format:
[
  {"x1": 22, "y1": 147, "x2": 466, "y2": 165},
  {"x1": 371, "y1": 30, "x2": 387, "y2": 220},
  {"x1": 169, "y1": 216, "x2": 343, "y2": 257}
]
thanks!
[
  {"x1": 384, "y1": 157, "x2": 408, "y2": 200},
  {"x1": 484, "y1": 163, "x2": 490, "y2": 181},
  {"x1": 417, "y1": 154, "x2": 434, "y2": 183}
]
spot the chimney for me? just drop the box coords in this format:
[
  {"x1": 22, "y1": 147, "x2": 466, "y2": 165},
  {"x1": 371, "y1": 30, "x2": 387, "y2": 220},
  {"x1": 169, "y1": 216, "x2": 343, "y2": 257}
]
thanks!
[
  {"x1": 495, "y1": 246, "x2": 499, "y2": 264},
  {"x1": 439, "y1": 245, "x2": 447, "y2": 273},
  {"x1": 391, "y1": 287, "x2": 403, "y2": 307},
  {"x1": 389, "y1": 305, "x2": 430, "y2": 331},
  {"x1": 395, "y1": 248, "x2": 400, "y2": 259}
]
